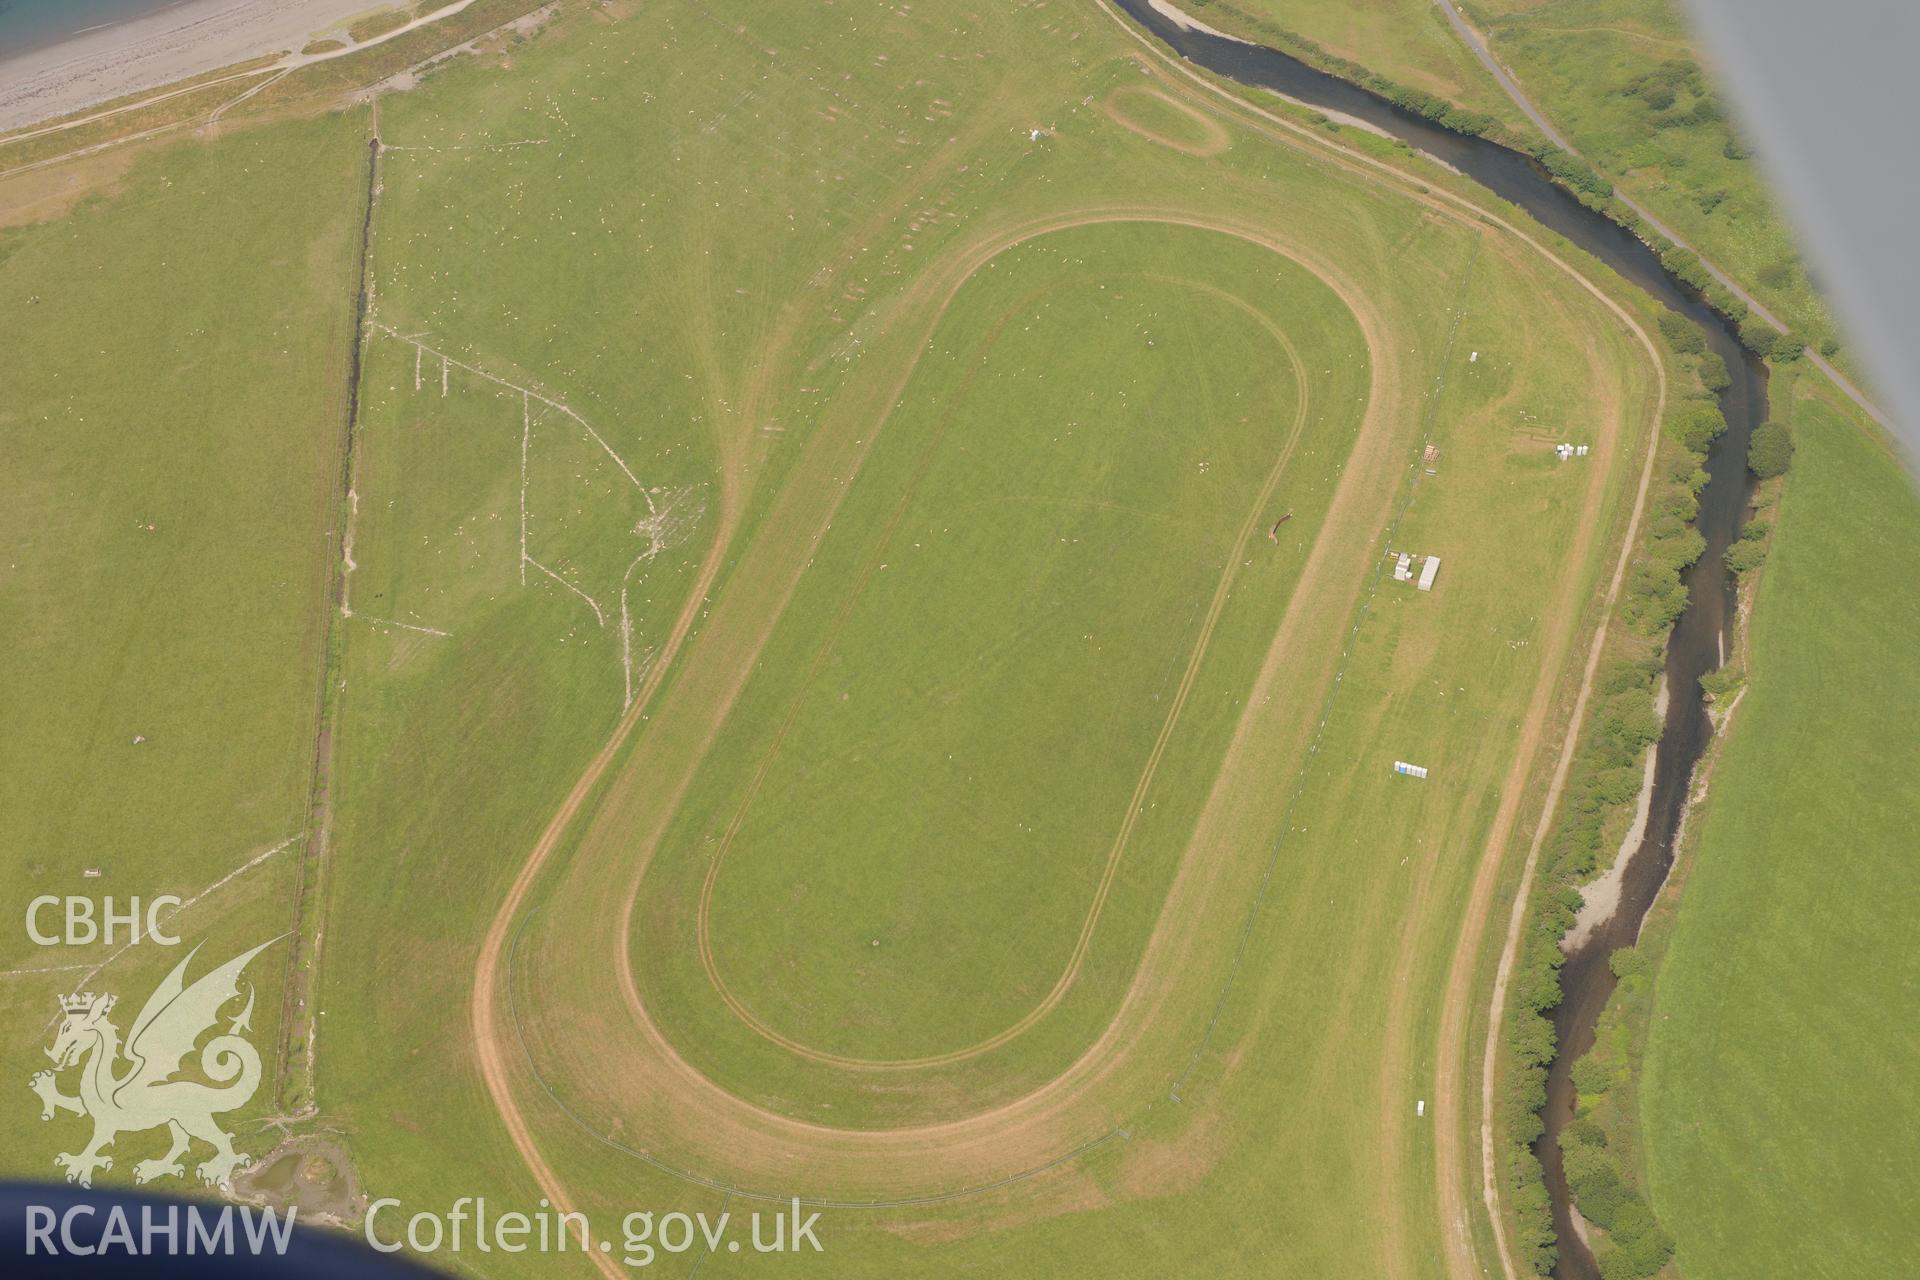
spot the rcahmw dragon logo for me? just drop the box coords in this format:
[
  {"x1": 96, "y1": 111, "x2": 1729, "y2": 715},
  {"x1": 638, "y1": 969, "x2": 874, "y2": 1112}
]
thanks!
[{"x1": 29, "y1": 938, "x2": 278, "y2": 1189}]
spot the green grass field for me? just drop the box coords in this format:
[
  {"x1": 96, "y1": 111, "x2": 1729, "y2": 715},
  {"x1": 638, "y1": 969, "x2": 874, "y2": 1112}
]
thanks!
[
  {"x1": 1639, "y1": 391, "x2": 1920, "y2": 1277},
  {"x1": 0, "y1": 114, "x2": 366, "y2": 1171},
  {"x1": 10, "y1": 5, "x2": 1920, "y2": 1280},
  {"x1": 469, "y1": 7, "x2": 1662, "y2": 1271},
  {"x1": 642, "y1": 221, "x2": 1367, "y2": 1083},
  {"x1": 0, "y1": 2, "x2": 1671, "y2": 1276}
]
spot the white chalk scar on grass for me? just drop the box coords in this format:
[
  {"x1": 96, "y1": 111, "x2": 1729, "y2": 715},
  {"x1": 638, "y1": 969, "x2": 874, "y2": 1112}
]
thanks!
[{"x1": 369, "y1": 324, "x2": 703, "y2": 709}]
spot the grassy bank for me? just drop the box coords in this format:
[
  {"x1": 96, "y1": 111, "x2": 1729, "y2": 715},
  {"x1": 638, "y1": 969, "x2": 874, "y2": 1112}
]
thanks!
[{"x1": 1638, "y1": 386, "x2": 1920, "y2": 1277}]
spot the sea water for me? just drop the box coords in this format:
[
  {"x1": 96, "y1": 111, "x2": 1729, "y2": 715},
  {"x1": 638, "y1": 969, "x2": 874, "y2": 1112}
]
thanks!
[{"x1": 0, "y1": 0, "x2": 190, "y2": 61}]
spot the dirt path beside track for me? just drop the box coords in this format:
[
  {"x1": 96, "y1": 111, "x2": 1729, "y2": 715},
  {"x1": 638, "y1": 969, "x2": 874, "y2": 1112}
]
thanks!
[{"x1": 1371, "y1": 250, "x2": 1653, "y2": 1280}]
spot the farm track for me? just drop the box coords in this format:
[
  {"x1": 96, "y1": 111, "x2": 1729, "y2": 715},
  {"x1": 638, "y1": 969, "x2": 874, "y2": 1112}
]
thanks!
[{"x1": 465, "y1": 12, "x2": 1673, "y2": 1272}]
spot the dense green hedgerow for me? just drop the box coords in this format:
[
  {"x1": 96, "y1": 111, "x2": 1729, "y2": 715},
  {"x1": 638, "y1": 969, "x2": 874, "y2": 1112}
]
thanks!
[
  {"x1": 1657, "y1": 310, "x2": 1705, "y2": 355},
  {"x1": 1725, "y1": 540, "x2": 1767, "y2": 574},
  {"x1": 1748, "y1": 421, "x2": 1795, "y2": 478}
]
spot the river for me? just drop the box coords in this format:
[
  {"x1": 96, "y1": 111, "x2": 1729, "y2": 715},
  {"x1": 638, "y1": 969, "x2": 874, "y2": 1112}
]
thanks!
[{"x1": 1109, "y1": 3, "x2": 1764, "y2": 1276}]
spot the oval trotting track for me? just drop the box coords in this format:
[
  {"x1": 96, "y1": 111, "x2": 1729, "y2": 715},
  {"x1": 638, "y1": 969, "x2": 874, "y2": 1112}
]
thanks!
[
  {"x1": 485, "y1": 206, "x2": 1403, "y2": 1205},
  {"x1": 468, "y1": 24, "x2": 1671, "y2": 1270},
  {"x1": 685, "y1": 244, "x2": 1323, "y2": 1074}
]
